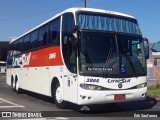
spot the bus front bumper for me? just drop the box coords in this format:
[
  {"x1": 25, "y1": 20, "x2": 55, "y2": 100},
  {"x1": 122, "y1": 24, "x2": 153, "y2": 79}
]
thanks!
[{"x1": 78, "y1": 87, "x2": 147, "y2": 105}]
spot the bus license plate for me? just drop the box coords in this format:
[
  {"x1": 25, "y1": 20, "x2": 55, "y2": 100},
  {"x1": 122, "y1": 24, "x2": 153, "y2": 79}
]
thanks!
[{"x1": 114, "y1": 94, "x2": 126, "y2": 100}]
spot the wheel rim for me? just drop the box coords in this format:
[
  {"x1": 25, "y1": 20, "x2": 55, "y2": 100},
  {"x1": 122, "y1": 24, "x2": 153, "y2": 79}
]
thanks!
[{"x1": 55, "y1": 86, "x2": 63, "y2": 103}]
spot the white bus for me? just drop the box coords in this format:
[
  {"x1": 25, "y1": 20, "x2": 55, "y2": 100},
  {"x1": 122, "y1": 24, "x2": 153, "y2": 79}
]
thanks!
[{"x1": 6, "y1": 8, "x2": 149, "y2": 109}]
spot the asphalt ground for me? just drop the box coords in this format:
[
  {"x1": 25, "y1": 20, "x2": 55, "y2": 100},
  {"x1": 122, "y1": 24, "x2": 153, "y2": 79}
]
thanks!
[{"x1": 0, "y1": 74, "x2": 160, "y2": 120}]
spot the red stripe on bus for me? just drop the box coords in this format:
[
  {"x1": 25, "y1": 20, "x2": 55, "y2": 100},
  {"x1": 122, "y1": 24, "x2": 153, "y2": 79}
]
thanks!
[{"x1": 24, "y1": 46, "x2": 63, "y2": 67}]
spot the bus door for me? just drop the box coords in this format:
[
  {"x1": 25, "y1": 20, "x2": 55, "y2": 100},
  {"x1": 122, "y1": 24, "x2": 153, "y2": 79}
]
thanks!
[
  {"x1": 62, "y1": 13, "x2": 78, "y2": 103},
  {"x1": 62, "y1": 32, "x2": 78, "y2": 103}
]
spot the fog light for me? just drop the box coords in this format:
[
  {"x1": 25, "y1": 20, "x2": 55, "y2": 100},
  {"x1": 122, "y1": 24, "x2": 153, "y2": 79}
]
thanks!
[
  {"x1": 80, "y1": 95, "x2": 86, "y2": 100},
  {"x1": 82, "y1": 96, "x2": 86, "y2": 99},
  {"x1": 88, "y1": 96, "x2": 92, "y2": 100},
  {"x1": 142, "y1": 93, "x2": 146, "y2": 97}
]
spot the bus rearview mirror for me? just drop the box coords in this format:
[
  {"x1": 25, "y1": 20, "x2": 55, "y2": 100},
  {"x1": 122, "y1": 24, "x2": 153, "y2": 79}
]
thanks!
[{"x1": 143, "y1": 38, "x2": 149, "y2": 59}]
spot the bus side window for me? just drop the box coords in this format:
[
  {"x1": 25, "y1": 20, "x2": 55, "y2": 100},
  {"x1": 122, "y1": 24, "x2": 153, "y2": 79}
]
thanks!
[
  {"x1": 38, "y1": 25, "x2": 48, "y2": 47},
  {"x1": 49, "y1": 18, "x2": 60, "y2": 45},
  {"x1": 9, "y1": 43, "x2": 13, "y2": 56},
  {"x1": 30, "y1": 30, "x2": 38, "y2": 49},
  {"x1": 23, "y1": 35, "x2": 30, "y2": 51},
  {"x1": 18, "y1": 38, "x2": 24, "y2": 53},
  {"x1": 12, "y1": 41, "x2": 18, "y2": 55},
  {"x1": 62, "y1": 13, "x2": 77, "y2": 73}
]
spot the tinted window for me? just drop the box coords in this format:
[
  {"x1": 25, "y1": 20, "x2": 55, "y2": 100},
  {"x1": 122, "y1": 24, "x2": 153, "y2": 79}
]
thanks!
[
  {"x1": 18, "y1": 38, "x2": 24, "y2": 53},
  {"x1": 23, "y1": 35, "x2": 30, "y2": 51},
  {"x1": 30, "y1": 30, "x2": 38, "y2": 49},
  {"x1": 9, "y1": 43, "x2": 13, "y2": 56},
  {"x1": 78, "y1": 12, "x2": 141, "y2": 35},
  {"x1": 62, "y1": 13, "x2": 76, "y2": 73},
  {"x1": 12, "y1": 40, "x2": 18, "y2": 55},
  {"x1": 49, "y1": 18, "x2": 60, "y2": 44},
  {"x1": 62, "y1": 13, "x2": 75, "y2": 33},
  {"x1": 38, "y1": 25, "x2": 48, "y2": 47}
]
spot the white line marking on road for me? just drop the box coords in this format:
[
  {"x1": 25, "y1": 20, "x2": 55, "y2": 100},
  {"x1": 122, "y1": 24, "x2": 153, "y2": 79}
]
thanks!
[
  {"x1": 0, "y1": 98, "x2": 25, "y2": 108},
  {"x1": 0, "y1": 98, "x2": 22, "y2": 106},
  {"x1": 8, "y1": 119, "x2": 49, "y2": 120},
  {"x1": 55, "y1": 117, "x2": 69, "y2": 120},
  {"x1": 0, "y1": 106, "x2": 24, "y2": 108}
]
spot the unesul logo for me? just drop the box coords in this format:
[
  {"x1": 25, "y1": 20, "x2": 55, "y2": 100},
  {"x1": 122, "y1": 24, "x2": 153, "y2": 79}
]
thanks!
[
  {"x1": 107, "y1": 78, "x2": 131, "y2": 83},
  {"x1": 12, "y1": 52, "x2": 31, "y2": 68}
]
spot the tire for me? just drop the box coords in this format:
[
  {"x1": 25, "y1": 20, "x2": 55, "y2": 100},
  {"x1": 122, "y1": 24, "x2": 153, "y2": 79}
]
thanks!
[
  {"x1": 11, "y1": 76, "x2": 15, "y2": 91},
  {"x1": 53, "y1": 83, "x2": 66, "y2": 109},
  {"x1": 15, "y1": 79, "x2": 21, "y2": 94}
]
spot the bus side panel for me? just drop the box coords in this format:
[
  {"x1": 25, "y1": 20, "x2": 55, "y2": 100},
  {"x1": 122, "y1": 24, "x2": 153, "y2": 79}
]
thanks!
[
  {"x1": 6, "y1": 46, "x2": 67, "y2": 100},
  {"x1": 48, "y1": 66, "x2": 64, "y2": 97},
  {"x1": 18, "y1": 68, "x2": 27, "y2": 90},
  {"x1": 6, "y1": 68, "x2": 12, "y2": 86},
  {"x1": 26, "y1": 66, "x2": 50, "y2": 96}
]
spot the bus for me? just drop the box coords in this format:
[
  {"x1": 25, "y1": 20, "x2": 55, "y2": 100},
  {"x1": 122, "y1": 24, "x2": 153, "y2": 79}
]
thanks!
[{"x1": 6, "y1": 8, "x2": 149, "y2": 109}]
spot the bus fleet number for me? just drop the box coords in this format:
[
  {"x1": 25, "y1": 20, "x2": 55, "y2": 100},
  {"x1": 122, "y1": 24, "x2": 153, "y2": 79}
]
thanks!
[{"x1": 86, "y1": 78, "x2": 99, "y2": 83}]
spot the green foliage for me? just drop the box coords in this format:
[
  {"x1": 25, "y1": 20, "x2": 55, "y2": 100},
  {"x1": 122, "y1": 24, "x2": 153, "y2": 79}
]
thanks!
[{"x1": 147, "y1": 85, "x2": 160, "y2": 95}]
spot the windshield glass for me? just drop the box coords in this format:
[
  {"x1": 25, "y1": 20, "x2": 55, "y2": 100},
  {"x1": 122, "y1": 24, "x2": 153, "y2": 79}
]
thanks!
[
  {"x1": 79, "y1": 31, "x2": 147, "y2": 78},
  {"x1": 78, "y1": 12, "x2": 141, "y2": 35}
]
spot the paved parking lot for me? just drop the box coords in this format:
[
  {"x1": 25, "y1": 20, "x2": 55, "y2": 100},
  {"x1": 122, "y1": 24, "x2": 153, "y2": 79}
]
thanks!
[{"x1": 0, "y1": 74, "x2": 160, "y2": 120}]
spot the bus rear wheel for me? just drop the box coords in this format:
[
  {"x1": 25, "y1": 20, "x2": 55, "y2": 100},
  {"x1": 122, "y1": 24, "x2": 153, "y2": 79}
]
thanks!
[
  {"x1": 15, "y1": 79, "x2": 21, "y2": 94},
  {"x1": 11, "y1": 76, "x2": 15, "y2": 91},
  {"x1": 53, "y1": 83, "x2": 66, "y2": 109}
]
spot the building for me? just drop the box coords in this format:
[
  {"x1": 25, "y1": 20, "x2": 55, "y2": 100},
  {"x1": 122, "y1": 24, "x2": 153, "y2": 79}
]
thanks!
[
  {"x1": 152, "y1": 52, "x2": 160, "y2": 76},
  {"x1": 0, "y1": 41, "x2": 9, "y2": 61},
  {"x1": 147, "y1": 42, "x2": 160, "y2": 77},
  {"x1": 0, "y1": 41, "x2": 9, "y2": 73}
]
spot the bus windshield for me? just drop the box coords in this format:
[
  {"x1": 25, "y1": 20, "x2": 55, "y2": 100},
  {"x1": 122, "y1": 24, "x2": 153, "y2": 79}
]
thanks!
[
  {"x1": 79, "y1": 32, "x2": 147, "y2": 78},
  {"x1": 77, "y1": 12, "x2": 141, "y2": 35},
  {"x1": 77, "y1": 12, "x2": 146, "y2": 78}
]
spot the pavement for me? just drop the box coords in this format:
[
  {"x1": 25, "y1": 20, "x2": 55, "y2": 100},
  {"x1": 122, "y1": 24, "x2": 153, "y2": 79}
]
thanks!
[{"x1": 0, "y1": 74, "x2": 160, "y2": 120}]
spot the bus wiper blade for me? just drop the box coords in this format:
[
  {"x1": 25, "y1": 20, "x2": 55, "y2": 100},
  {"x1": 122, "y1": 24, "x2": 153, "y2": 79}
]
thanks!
[
  {"x1": 103, "y1": 45, "x2": 113, "y2": 77},
  {"x1": 105, "y1": 47, "x2": 113, "y2": 66},
  {"x1": 109, "y1": 57, "x2": 118, "y2": 68}
]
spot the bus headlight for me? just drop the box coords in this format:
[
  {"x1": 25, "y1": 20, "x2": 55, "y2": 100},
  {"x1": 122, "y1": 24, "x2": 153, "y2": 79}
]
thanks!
[
  {"x1": 136, "y1": 82, "x2": 147, "y2": 89},
  {"x1": 80, "y1": 84, "x2": 102, "y2": 90}
]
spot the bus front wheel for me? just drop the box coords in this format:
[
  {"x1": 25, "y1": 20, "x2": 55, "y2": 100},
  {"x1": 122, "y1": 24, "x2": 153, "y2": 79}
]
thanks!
[{"x1": 53, "y1": 83, "x2": 66, "y2": 109}]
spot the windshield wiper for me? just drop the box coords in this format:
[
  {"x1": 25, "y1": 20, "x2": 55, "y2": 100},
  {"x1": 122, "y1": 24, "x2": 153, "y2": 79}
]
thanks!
[
  {"x1": 105, "y1": 47, "x2": 113, "y2": 66},
  {"x1": 109, "y1": 57, "x2": 118, "y2": 68},
  {"x1": 104, "y1": 37, "x2": 120, "y2": 77}
]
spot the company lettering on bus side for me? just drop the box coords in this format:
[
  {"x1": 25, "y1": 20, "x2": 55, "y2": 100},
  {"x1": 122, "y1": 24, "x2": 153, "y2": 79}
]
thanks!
[{"x1": 12, "y1": 52, "x2": 31, "y2": 68}]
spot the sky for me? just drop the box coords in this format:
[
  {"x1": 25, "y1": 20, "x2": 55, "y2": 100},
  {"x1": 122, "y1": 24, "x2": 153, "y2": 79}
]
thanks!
[{"x1": 0, "y1": 0, "x2": 160, "y2": 42}]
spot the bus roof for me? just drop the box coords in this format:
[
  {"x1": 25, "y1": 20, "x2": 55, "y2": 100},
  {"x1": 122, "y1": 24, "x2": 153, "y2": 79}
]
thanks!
[{"x1": 10, "y1": 7, "x2": 135, "y2": 43}]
